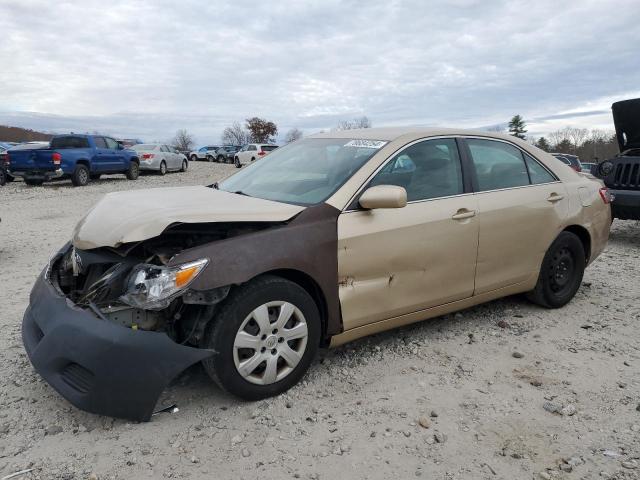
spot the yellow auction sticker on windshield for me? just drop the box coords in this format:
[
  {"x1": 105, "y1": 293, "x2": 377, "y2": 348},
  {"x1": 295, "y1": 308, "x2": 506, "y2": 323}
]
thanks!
[{"x1": 344, "y1": 140, "x2": 387, "y2": 149}]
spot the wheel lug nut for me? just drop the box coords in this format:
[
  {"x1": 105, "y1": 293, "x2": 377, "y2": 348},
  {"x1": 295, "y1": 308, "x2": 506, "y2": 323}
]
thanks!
[
  {"x1": 271, "y1": 349, "x2": 277, "y2": 355},
  {"x1": 261, "y1": 334, "x2": 266, "y2": 340},
  {"x1": 272, "y1": 329, "x2": 278, "y2": 334},
  {"x1": 278, "y1": 337, "x2": 284, "y2": 343}
]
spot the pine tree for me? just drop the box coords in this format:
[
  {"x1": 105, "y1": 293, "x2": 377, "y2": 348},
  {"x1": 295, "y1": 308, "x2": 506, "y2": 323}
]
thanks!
[
  {"x1": 508, "y1": 115, "x2": 527, "y2": 139},
  {"x1": 534, "y1": 136, "x2": 551, "y2": 152}
]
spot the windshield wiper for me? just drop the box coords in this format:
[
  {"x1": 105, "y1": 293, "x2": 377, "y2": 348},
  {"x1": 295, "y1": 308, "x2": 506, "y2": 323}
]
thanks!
[{"x1": 234, "y1": 190, "x2": 251, "y2": 197}]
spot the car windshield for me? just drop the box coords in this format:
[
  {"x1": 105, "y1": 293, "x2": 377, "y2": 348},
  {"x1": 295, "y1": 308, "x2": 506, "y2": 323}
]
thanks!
[
  {"x1": 132, "y1": 144, "x2": 158, "y2": 151},
  {"x1": 218, "y1": 138, "x2": 387, "y2": 205}
]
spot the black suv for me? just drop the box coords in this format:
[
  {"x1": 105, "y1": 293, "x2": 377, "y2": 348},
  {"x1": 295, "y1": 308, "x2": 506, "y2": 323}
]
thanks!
[{"x1": 591, "y1": 98, "x2": 640, "y2": 220}]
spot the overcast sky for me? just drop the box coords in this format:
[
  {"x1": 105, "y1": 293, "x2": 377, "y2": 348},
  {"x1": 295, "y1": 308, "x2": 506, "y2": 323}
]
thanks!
[{"x1": 1, "y1": 0, "x2": 639, "y2": 144}]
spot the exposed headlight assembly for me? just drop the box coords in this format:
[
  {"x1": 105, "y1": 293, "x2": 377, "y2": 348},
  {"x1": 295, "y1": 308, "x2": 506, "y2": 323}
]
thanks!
[{"x1": 120, "y1": 258, "x2": 208, "y2": 310}]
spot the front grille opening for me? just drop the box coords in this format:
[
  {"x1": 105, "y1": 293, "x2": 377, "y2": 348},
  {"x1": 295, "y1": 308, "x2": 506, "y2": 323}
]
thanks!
[{"x1": 60, "y1": 363, "x2": 94, "y2": 394}]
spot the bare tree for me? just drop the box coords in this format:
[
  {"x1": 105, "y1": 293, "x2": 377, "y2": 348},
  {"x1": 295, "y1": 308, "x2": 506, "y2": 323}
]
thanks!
[
  {"x1": 564, "y1": 127, "x2": 589, "y2": 151},
  {"x1": 221, "y1": 121, "x2": 251, "y2": 146},
  {"x1": 336, "y1": 116, "x2": 372, "y2": 130},
  {"x1": 485, "y1": 124, "x2": 504, "y2": 133},
  {"x1": 548, "y1": 129, "x2": 570, "y2": 150},
  {"x1": 172, "y1": 129, "x2": 195, "y2": 152},
  {"x1": 284, "y1": 128, "x2": 303, "y2": 143}
]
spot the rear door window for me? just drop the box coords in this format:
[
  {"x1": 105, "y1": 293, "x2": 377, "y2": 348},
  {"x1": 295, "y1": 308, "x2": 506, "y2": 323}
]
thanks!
[
  {"x1": 467, "y1": 139, "x2": 530, "y2": 191},
  {"x1": 524, "y1": 154, "x2": 556, "y2": 184},
  {"x1": 93, "y1": 137, "x2": 108, "y2": 149}
]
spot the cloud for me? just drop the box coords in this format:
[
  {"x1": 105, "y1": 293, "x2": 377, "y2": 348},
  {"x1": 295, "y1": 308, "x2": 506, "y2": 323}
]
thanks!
[{"x1": 0, "y1": 0, "x2": 639, "y2": 143}]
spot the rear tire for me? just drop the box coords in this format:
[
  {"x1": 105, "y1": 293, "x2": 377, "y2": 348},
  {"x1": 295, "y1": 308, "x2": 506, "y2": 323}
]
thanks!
[
  {"x1": 235, "y1": 157, "x2": 241, "y2": 168},
  {"x1": 217, "y1": 155, "x2": 225, "y2": 163},
  {"x1": 24, "y1": 178, "x2": 44, "y2": 186},
  {"x1": 159, "y1": 161, "x2": 167, "y2": 175},
  {"x1": 126, "y1": 161, "x2": 139, "y2": 180},
  {"x1": 0, "y1": 169, "x2": 6, "y2": 186},
  {"x1": 71, "y1": 164, "x2": 90, "y2": 186},
  {"x1": 5, "y1": 173, "x2": 14, "y2": 182},
  {"x1": 527, "y1": 231, "x2": 585, "y2": 308},
  {"x1": 190, "y1": 154, "x2": 198, "y2": 162},
  {"x1": 202, "y1": 275, "x2": 320, "y2": 400},
  {"x1": 207, "y1": 155, "x2": 215, "y2": 163}
]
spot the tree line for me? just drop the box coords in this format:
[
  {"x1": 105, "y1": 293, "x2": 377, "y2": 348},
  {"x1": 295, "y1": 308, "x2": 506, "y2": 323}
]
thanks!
[
  {"x1": 170, "y1": 115, "x2": 372, "y2": 152},
  {"x1": 503, "y1": 115, "x2": 619, "y2": 162}
]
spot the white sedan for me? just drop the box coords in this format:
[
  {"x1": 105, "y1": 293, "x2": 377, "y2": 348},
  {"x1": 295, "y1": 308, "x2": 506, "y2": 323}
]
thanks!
[{"x1": 131, "y1": 144, "x2": 188, "y2": 175}]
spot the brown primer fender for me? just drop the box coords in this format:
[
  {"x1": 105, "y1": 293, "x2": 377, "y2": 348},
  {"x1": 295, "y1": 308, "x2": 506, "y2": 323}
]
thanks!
[{"x1": 167, "y1": 203, "x2": 342, "y2": 336}]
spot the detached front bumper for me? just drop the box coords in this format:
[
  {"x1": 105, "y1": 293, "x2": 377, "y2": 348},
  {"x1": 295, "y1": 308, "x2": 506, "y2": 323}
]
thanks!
[
  {"x1": 22, "y1": 262, "x2": 213, "y2": 422},
  {"x1": 610, "y1": 189, "x2": 640, "y2": 220}
]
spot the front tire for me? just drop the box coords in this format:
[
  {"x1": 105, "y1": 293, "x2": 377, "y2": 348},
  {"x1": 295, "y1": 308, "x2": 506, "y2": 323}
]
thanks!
[
  {"x1": 234, "y1": 156, "x2": 241, "y2": 168},
  {"x1": 207, "y1": 155, "x2": 215, "y2": 163},
  {"x1": 202, "y1": 275, "x2": 320, "y2": 400},
  {"x1": 71, "y1": 164, "x2": 90, "y2": 186},
  {"x1": 180, "y1": 159, "x2": 188, "y2": 172},
  {"x1": 126, "y1": 161, "x2": 139, "y2": 180},
  {"x1": 527, "y1": 231, "x2": 585, "y2": 308},
  {"x1": 217, "y1": 155, "x2": 225, "y2": 163}
]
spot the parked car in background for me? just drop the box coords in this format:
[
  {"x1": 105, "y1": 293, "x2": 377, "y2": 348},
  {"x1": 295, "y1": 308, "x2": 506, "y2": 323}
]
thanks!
[
  {"x1": 2, "y1": 142, "x2": 50, "y2": 183},
  {"x1": 119, "y1": 138, "x2": 143, "y2": 148},
  {"x1": 7, "y1": 134, "x2": 139, "y2": 186},
  {"x1": 581, "y1": 162, "x2": 596, "y2": 174},
  {"x1": 234, "y1": 144, "x2": 278, "y2": 167},
  {"x1": 551, "y1": 153, "x2": 582, "y2": 172},
  {"x1": 0, "y1": 145, "x2": 12, "y2": 183},
  {"x1": 131, "y1": 144, "x2": 188, "y2": 175},
  {"x1": 591, "y1": 98, "x2": 640, "y2": 220},
  {"x1": 189, "y1": 145, "x2": 220, "y2": 162},
  {"x1": 22, "y1": 128, "x2": 610, "y2": 421},
  {"x1": 209, "y1": 145, "x2": 241, "y2": 163},
  {"x1": 0, "y1": 157, "x2": 8, "y2": 186}
]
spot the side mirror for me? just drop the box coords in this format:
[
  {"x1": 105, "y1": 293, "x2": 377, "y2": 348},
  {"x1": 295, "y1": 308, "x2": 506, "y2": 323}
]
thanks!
[
  {"x1": 117, "y1": 142, "x2": 125, "y2": 150},
  {"x1": 359, "y1": 185, "x2": 407, "y2": 210}
]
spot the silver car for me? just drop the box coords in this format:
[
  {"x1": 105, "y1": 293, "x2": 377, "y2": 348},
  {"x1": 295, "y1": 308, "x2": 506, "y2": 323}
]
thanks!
[{"x1": 132, "y1": 144, "x2": 188, "y2": 175}]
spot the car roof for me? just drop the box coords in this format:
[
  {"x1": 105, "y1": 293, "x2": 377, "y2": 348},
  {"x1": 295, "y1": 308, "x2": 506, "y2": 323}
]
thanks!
[{"x1": 309, "y1": 126, "x2": 531, "y2": 143}]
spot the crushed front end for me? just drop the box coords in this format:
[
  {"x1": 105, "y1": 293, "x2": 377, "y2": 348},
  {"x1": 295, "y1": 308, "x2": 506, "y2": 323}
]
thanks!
[{"x1": 21, "y1": 238, "x2": 231, "y2": 421}]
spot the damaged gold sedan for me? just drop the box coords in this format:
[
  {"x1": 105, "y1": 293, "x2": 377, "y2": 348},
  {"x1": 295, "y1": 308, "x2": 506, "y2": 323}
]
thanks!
[{"x1": 22, "y1": 128, "x2": 611, "y2": 420}]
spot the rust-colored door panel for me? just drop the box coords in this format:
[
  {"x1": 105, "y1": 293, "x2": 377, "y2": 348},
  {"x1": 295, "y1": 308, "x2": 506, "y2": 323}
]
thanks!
[
  {"x1": 337, "y1": 195, "x2": 479, "y2": 331},
  {"x1": 473, "y1": 184, "x2": 568, "y2": 294}
]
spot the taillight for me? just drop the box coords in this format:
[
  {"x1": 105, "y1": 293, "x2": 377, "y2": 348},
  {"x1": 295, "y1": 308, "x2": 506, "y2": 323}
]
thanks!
[
  {"x1": 599, "y1": 187, "x2": 613, "y2": 204},
  {"x1": 572, "y1": 165, "x2": 580, "y2": 172},
  {"x1": 52, "y1": 152, "x2": 62, "y2": 165},
  {"x1": 143, "y1": 153, "x2": 155, "y2": 159},
  {"x1": 258, "y1": 151, "x2": 267, "y2": 156}
]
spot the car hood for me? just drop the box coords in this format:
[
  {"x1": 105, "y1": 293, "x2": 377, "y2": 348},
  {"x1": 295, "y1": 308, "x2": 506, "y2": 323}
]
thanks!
[
  {"x1": 612, "y1": 98, "x2": 640, "y2": 152},
  {"x1": 72, "y1": 186, "x2": 306, "y2": 249}
]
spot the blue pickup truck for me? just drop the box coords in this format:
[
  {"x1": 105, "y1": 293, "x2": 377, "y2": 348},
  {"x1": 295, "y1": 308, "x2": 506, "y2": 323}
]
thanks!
[{"x1": 8, "y1": 134, "x2": 140, "y2": 186}]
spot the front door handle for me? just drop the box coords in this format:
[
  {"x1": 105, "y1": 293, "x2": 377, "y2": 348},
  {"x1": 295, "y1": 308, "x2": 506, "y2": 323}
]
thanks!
[
  {"x1": 547, "y1": 193, "x2": 564, "y2": 203},
  {"x1": 451, "y1": 209, "x2": 476, "y2": 220}
]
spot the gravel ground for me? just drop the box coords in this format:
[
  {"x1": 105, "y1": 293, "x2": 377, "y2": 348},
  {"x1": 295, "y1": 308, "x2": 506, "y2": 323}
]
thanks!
[{"x1": 0, "y1": 162, "x2": 639, "y2": 480}]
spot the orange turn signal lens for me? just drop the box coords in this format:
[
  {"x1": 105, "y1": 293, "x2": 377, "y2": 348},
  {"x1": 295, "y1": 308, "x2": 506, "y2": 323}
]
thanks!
[{"x1": 175, "y1": 266, "x2": 199, "y2": 288}]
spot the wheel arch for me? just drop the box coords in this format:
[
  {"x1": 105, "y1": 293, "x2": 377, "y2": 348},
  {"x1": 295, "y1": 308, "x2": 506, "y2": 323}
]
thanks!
[
  {"x1": 562, "y1": 224, "x2": 591, "y2": 262},
  {"x1": 257, "y1": 269, "x2": 330, "y2": 344}
]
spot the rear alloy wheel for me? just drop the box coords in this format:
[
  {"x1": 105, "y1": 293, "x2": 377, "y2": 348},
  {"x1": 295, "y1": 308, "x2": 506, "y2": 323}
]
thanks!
[
  {"x1": 180, "y1": 159, "x2": 188, "y2": 172},
  {"x1": 126, "y1": 161, "x2": 139, "y2": 180},
  {"x1": 202, "y1": 275, "x2": 320, "y2": 400},
  {"x1": 190, "y1": 154, "x2": 198, "y2": 162},
  {"x1": 71, "y1": 164, "x2": 90, "y2": 186},
  {"x1": 207, "y1": 155, "x2": 215, "y2": 163},
  {"x1": 234, "y1": 157, "x2": 241, "y2": 168},
  {"x1": 527, "y1": 231, "x2": 585, "y2": 308},
  {"x1": 159, "y1": 161, "x2": 167, "y2": 175},
  {"x1": 217, "y1": 155, "x2": 225, "y2": 163}
]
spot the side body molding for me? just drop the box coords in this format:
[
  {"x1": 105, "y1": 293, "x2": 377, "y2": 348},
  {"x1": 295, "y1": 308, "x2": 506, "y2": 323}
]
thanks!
[{"x1": 168, "y1": 203, "x2": 343, "y2": 336}]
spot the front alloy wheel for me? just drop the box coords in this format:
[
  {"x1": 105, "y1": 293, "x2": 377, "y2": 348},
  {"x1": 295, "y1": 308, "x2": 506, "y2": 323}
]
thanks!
[
  {"x1": 202, "y1": 275, "x2": 320, "y2": 399},
  {"x1": 234, "y1": 302, "x2": 308, "y2": 385}
]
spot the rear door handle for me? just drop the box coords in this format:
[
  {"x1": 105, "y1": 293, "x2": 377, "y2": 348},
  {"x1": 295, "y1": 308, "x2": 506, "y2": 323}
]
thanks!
[
  {"x1": 547, "y1": 193, "x2": 564, "y2": 203},
  {"x1": 451, "y1": 209, "x2": 476, "y2": 220}
]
